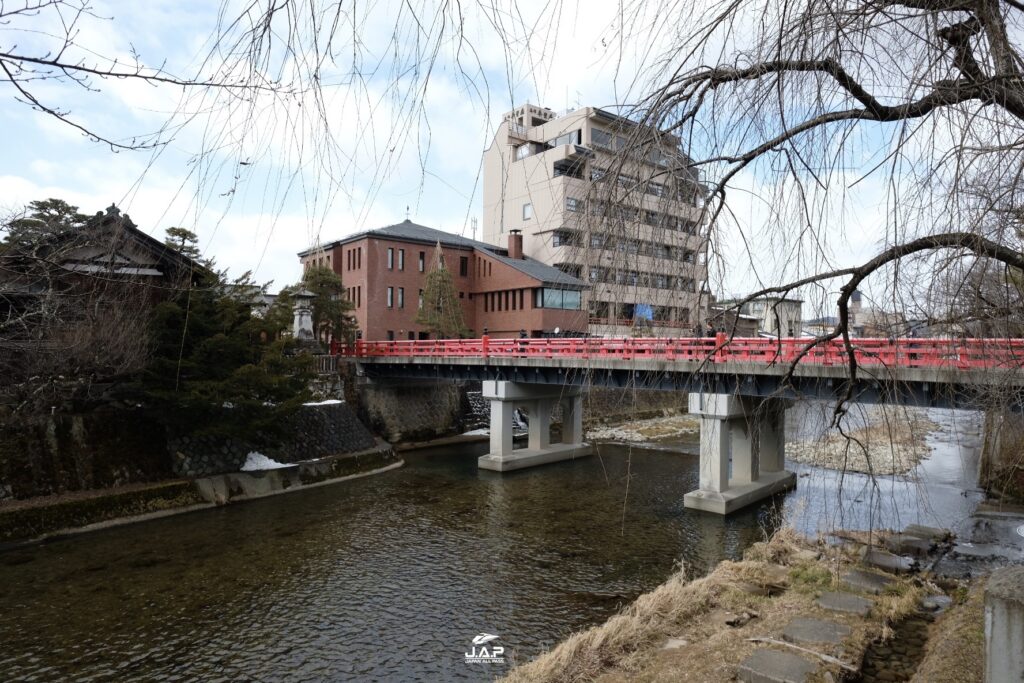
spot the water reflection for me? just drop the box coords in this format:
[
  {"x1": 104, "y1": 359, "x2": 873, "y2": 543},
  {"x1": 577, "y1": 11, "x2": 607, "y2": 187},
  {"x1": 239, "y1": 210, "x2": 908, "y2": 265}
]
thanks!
[
  {"x1": 0, "y1": 437, "x2": 776, "y2": 682},
  {"x1": 0, "y1": 406, "x2": 979, "y2": 682}
]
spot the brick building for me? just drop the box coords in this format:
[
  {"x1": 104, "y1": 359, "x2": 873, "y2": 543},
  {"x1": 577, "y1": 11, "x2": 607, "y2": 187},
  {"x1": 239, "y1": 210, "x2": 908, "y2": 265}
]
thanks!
[{"x1": 298, "y1": 220, "x2": 587, "y2": 340}]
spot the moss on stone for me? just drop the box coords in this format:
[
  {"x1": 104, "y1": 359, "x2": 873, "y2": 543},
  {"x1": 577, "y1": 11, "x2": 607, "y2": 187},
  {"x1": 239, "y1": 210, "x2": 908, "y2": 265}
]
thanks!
[{"x1": 0, "y1": 481, "x2": 203, "y2": 544}]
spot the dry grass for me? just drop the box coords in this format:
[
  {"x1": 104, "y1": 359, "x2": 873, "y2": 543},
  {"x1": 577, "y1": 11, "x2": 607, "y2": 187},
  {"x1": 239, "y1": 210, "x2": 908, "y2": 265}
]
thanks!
[
  {"x1": 911, "y1": 581, "x2": 986, "y2": 683},
  {"x1": 585, "y1": 414, "x2": 699, "y2": 443},
  {"x1": 501, "y1": 528, "x2": 925, "y2": 683}
]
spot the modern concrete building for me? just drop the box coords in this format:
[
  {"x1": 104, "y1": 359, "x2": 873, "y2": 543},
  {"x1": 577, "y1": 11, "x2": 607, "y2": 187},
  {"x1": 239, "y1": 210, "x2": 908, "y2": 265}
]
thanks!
[
  {"x1": 298, "y1": 220, "x2": 587, "y2": 340},
  {"x1": 717, "y1": 295, "x2": 804, "y2": 337},
  {"x1": 482, "y1": 104, "x2": 708, "y2": 337}
]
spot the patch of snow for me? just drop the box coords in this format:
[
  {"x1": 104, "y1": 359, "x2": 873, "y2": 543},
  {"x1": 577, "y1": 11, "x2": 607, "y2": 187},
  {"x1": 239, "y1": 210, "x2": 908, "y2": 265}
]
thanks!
[
  {"x1": 303, "y1": 399, "x2": 345, "y2": 406},
  {"x1": 240, "y1": 451, "x2": 290, "y2": 471},
  {"x1": 462, "y1": 428, "x2": 489, "y2": 436}
]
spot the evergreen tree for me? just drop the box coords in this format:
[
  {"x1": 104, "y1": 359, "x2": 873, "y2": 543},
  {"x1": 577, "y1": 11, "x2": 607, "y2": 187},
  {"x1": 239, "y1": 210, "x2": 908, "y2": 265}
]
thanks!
[
  {"x1": 1, "y1": 198, "x2": 88, "y2": 250},
  {"x1": 164, "y1": 227, "x2": 203, "y2": 261},
  {"x1": 138, "y1": 268, "x2": 314, "y2": 439},
  {"x1": 415, "y1": 242, "x2": 469, "y2": 338}
]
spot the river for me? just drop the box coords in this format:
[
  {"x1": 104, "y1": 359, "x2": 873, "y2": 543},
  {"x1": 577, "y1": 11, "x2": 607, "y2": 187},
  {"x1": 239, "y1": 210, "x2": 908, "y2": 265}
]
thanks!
[{"x1": 0, "y1": 406, "x2": 982, "y2": 682}]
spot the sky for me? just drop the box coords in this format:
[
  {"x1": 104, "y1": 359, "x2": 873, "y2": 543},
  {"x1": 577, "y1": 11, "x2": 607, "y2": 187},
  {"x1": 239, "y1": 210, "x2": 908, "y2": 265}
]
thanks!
[{"x1": 0, "y1": 0, "x2": 895, "y2": 310}]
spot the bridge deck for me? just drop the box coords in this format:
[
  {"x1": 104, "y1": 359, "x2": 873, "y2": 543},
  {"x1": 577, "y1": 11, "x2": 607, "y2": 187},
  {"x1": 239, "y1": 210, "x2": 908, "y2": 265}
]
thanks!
[{"x1": 338, "y1": 337, "x2": 1024, "y2": 409}]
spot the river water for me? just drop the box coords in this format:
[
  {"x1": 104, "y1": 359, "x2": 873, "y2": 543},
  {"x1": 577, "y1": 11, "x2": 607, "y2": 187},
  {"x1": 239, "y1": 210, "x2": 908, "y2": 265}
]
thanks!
[{"x1": 0, "y1": 406, "x2": 982, "y2": 682}]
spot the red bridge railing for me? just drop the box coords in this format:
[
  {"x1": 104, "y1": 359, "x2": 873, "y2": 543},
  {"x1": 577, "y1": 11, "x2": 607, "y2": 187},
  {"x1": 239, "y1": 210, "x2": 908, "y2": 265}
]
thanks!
[{"x1": 333, "y1": 336, "x2": 1024, "y2": 371}]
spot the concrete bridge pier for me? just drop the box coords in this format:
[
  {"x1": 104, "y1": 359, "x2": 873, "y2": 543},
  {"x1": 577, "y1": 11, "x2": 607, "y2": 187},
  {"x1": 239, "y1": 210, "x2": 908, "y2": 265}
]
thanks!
[
  {"x1": 478, "y1": 380, "x2": 592, "y2": 472},
  {"x1": 683, "y1": 393, "x2": 796, "y2": 514}
]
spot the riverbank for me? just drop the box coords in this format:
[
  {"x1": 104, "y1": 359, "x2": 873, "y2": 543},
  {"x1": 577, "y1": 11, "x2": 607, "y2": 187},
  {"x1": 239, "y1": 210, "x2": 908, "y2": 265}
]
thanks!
[
  {"x1": 0, "y1": 440, "x2": 399, "y2": 547},
  {"x1": 500, "y1": 528, "x2": 973, "y2": 682}
]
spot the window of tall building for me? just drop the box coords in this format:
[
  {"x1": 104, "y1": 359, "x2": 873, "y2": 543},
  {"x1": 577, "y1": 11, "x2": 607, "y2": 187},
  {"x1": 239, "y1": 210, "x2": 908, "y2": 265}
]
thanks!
[
  {"x1": 522, "y1": 202, "x2": 533, "y2": 220},
  {"x1": 459, "y1": 256, "x2": 468, "y2": 277},
  {"x1": 418, "y1": 251, "x2": 425, "y2": 272},
  {"x1": 547, "y1": 130, "x2": 580, "y2": 147},
  {"x1": 387, "y1": 248, "x2": 394, "y2": 270},
  {"x1": 515, "y1": 144, "x2": 532, "y2": 161},
  {"x1": 398, "y1": 287, "x2": 404, "y2": 309},
  {"x1": 386, "y1": 287, "x2": 394, "y2": 308},
  {"x1": 534, "y1": 288, "x2": 581, "y2": 310},
  {"x1": 398, "y1": 249, "x2": 405, "y2": 270},
  {"x1": 387, "y1": 330, "x2": 394, "y2": 341},
  {"x1": 589, "y1": 233, "x2": 605, "y2": 248},
  {"x1": 418, "y1": 289, "x2": 424, "y2": 310},
  {"x1": 591, "y1": 128, "x2": 614, "y2": 149},
  {"x1": 553, "y1": 230, "x2": 576, "y2": 247},
  {"x1": 565, "y1": 197, "x2": 580, "y2": 212}
]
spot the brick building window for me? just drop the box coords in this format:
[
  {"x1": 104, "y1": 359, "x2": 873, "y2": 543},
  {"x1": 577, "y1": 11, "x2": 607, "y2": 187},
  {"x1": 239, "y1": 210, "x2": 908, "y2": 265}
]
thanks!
[
  {"x1": 460, "y1": 256, "x2": 468, "y2": 277},
  {"x1": 387, "y1": 248, "x2": 394, "y2": 270},
  {"x1": 387, "y1": 287, "x2": 394, "y2": 308},
  {"x1": 399, "y1": 249, "x2": 405, "y2": 270},
  {"x1": 398, "y1": 287, "x2": 405, "y2": 309},
  {"x1": 419, "y1": 251, "x2": 426, "y2": 272}
]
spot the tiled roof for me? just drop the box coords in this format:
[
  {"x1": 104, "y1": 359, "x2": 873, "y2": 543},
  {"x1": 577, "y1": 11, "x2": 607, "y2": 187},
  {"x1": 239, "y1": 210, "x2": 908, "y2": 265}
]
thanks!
[{"x1": 303, "y1": 219, "x2": 586, "y2": 289}]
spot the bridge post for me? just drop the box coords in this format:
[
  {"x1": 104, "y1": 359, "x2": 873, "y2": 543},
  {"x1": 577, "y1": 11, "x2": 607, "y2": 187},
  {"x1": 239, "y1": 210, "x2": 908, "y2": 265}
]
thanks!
[
  {"x1": 528, "y1": 398, "x2": 552, "y2": 451},
  {"x1": 490, "y1": 399, "x2": 516, "y2": 457},
  {"x1": 560, "y1": 394, "x2": 583, "y2": 445},
  {"x1": 684, "y1": 393, "x2": 796, "y2": 515},
  {"x1": 478, "y1": 381, "x2": 592, "y2": 472}
]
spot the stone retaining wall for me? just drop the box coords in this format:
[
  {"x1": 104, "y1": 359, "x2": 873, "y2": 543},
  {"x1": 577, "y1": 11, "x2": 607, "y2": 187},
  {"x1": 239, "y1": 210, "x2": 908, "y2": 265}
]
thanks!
[
  {"x1": 584, "y1": 387, "x2": 689, "y2": 423},
  {"x1": 0, "y1": 409, "x2": 174, "y2": 501},
  {"x1": 349, "y1": 379, "x2": 470, "y2": 442},
  {"x1": 1, "y1": 402, "x2": 384, "y2": 498},
  {"x1": 168, "y1": 402, "x2": 378, "y2": 477}
]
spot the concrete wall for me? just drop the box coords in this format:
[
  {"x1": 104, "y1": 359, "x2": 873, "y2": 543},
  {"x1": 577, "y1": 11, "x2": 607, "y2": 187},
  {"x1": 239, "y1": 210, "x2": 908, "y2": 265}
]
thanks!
[{"x1": 350, "y1": 378, "x2": 471, "y2": 442}]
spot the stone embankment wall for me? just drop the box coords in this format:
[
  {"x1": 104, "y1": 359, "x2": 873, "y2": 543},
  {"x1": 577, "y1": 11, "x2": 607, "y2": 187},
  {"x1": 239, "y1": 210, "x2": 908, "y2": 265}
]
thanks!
[
  {"x1": 981, "y1": 410, "x2": 1024, "y2": 502},
  {"x1": 0, "y1": 403, "x2": 383, "y2": 499},
  {"x1": 0, "y1": 409, "x2": 173, "y2": 501},
  {"x1": 348, "y1": 378, "x2": 471, "y2": 442},
  {"x1": 170, "y1": 402, "x2": 378, "y2": 477},
  {"x1": 584, "y1": 387, "x2": 689, "y2": 424}
]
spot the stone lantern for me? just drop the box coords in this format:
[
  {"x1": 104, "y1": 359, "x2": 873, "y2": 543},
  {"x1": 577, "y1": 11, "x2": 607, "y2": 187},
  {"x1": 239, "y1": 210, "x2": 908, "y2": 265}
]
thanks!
[{"x1": 292, "y1": 289, "x2": 316, "y2": 341}]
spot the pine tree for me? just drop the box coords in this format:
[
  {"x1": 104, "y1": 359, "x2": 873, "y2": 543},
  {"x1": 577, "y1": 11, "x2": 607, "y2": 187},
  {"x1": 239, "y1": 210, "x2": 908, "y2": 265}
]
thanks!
[
  {"x1": 2, "y1": 198, "x2": 88, "y2": 250},
  {"x1": 164, "y1": 227, "x2": 203, "y2": 261},
  {"x1": 415, "y1": 242, "x2": 469, "y2": 338}
]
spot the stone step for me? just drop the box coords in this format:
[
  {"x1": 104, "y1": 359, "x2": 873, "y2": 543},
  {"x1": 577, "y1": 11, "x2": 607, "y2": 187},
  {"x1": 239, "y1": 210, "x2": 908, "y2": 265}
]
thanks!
[
  {"x1": 737, "y1": 648, "x2": 817, "y2": 683},
  {"x1": 861, "y1": 547, "x2": 917, "y2": 574},
  {"x1": 818, "y1": 591, "x2": 874, "y2": 617},
  {"x1": 884, "y1": 533, "x2": 934, "y2": 558},
  {"x1": 903, "y1": 524, "x2": 952, "y2": 542},
  {"x1": 782, "y1": 617, "x2": 851, "y2": 645},
  {"x1": 842, "y1": 569, "x2": 895, "y2": 595}
]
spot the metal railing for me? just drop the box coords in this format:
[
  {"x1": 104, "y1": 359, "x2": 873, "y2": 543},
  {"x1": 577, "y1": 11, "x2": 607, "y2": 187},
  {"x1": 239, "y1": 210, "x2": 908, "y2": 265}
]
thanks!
[{"x1": 333, "y1": 335, "x2": 1024, "y2": 371}]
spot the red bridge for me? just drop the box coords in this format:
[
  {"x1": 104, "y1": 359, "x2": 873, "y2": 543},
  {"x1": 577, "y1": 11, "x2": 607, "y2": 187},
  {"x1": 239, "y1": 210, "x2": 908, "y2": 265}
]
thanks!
[
  {"x1": 336, "y1": 335, "x2": 1024, "y2": 371},
  {"x1": 335, "y1": 335, "x2": 1024, "y2": 514}
]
